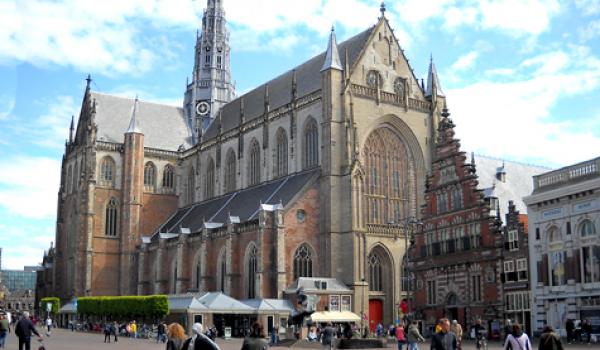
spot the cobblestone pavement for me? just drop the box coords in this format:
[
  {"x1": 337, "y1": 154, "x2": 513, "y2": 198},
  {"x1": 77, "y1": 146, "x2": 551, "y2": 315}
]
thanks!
[{"x1": 1, "y1": 328, "x2": 597, "y2": 350}]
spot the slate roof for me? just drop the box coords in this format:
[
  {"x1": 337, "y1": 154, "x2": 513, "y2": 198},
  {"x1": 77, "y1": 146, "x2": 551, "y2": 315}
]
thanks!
[
  {"x1": 91, "y1": 92, "x2": 193, "y2": 151},
  {"x1": 474, "y1": 154, "x2": 550, "y2": 219},
  {"x1": 240, "y1": 299, "x2": 295, "y2": 313},
  {"x1": 156, "y1": 169, "x2": 319, "y2": 234},
  {"x1": 284, "y1": 277, "x2": 351, "y2": 294},
  {"x1": 203, "y1": 27, "x2": 374, "y2": 140},
  {"x1": 197, "y1": 292, "x2": 255, "y2": 313}
]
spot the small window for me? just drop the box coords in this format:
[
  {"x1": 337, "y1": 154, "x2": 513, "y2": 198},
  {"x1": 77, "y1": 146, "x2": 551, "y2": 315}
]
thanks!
[
  {"x1": 162, "y1": 165, "x2": 175, "y2": 190},
  {"x1": 580, "y1": 220, "x2": 596, "y2": 237}
]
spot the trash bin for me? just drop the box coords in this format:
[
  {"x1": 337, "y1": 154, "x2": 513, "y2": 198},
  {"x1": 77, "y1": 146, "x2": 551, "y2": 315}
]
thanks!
[{"x1": 224, "y1": 327, "x2": 232, "y2": 339}]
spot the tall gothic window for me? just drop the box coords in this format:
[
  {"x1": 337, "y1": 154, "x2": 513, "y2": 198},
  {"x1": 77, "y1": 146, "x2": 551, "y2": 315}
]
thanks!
[
  {"x1": 275, "y1": 128, "x2": 288, "y2": 177},
  {"x1": 247, "y1": 245, "x2": 258, "y2": 298},
  {"x1": 162, "y1": 165, "x2": 175, "y2": 190},
  {"x1": 105, "y1": 198, "x2": 118, "y2": 237},
  {"x1": 67, "y1": 165, "x2": 72, "y2": 193},
  {"x1": 218, "y1": 249, "x2": 226, "y2": 292},
  {"x1": 363, "y1": 127, "x2": 410, "y2": 224},
  {"x1": 368, "y1": 252, "x2": 383, "y2": 291},
  {"x1": 100, "y1": 156, "x2": 116, "y2": 187},
  {"x1": 188, "y1": 166, "x2": 196, "y2": 204},
  {"x1": 195, "y1": 258, "x2": 201, "y2": 290},
  {"x1": 248, "y1": 140, "x2": 260, "y2": 186},
  {"x1": 172, "y1": 261, "x2": 178, "y2": 294},
  {"x1": 204, "y1": 157, "x2": 215, "y2": 199},
  {"x1": 72, "y1": 161, "x2": 78, "y2": 193},
  {"x1": 452, "y1": 186, "x2": 462, "y2": 210},
  {"x1": 144, "y1": 162, "x2": 157, "y2": 191},
  {"x1": 303, "y1": 118, "x2": 319, "y2": 169},
  {"x1": 224, "y1": 149, "x2": 236, "y2": 193},
  {"x1": 293, "y1": 244, "x2": 313, "y2": 280}
]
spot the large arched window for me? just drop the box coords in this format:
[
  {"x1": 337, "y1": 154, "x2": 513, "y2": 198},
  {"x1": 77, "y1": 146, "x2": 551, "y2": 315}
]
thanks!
[
  {"x1": 218, "y1": 249, "x2": 227, "y2": 292},
  {"x1": 580, "y1": 220, "x2": 596, "y2": 237},
  {"x1": 293, "y1": 244, "x2": 313, "y2": 280},
  {"x1": 100, "y1": 156, "x2": 116, "y2": 187},
  {"x1": 195, "y1": 258, "x2": 201, "y2": 290},
  {"x1": 246, "y1": 244, "x2": 258, "y2": 298},
  {"x1": 368, "y1": 252, "x2": 383, "y2": 291},
  {"x1": 363, "y1": 127, "x2": 411, "y2": 224},
  {"x1": 187, "y1": 166, "x2": 196, "y2": 204},
  {"x1": 172, "y1": 260, "x2": 178, "y2": 294},
  {"x1": 144, "y1": 162, "x2": 157, "y2": 191},
  {"x1": 303, "y1": 118, "x2": 319, "y2": 169},
  {"x1": 275, "y1": 128, "x2": 288, "y2": 177},
  {"x1": 105, "y1": 198, "x2": 118, "y2": 237},
  {"x1": 248, "y1": 140, "x2": 261, "y2": 186},
  {"x1": 224, "y1": 149, "x2": 236, "y2": 193},
  {"x1": 162, "y1": 164, "x2": 175, "y2": 190},
  {"x1": 204, "y1": 158, "x2": 215, "y2": 199}
]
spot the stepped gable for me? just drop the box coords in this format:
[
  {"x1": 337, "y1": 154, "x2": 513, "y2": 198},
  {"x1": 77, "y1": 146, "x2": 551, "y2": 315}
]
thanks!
[
  {"x1": 91, "y1": 91, "x2": 193, "y2": 151},
  {"x1": 155, "y1": 169, "x2": 319, "y2": 235},
  {"x1": 202, "y1": 28, "x2": 374, "y2": 140}
]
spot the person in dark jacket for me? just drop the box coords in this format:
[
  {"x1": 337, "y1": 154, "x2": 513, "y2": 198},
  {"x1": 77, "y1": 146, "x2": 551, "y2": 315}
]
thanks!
[
  {"x1": 165, "y1": 323, "x2": 186, "y2": 350},
  {"x1": 182, "y1": 323, "x2": 220, "y2": 350},
  {"x1": 539, "y1": 325, "x2": 563, "y2": 350},
  {"x1": 565, "y1": 319, "x2": 574, "y2": 344},
  {"x1": 431, "y1": 318, "x2": 456, "y2": 350},
  {"x1": 241, "y1": 321, "x2": 268, "y2": 350},
  {"x1": 582, "y1": 319, "x2": 593, "y2": 344},
  {"x1": 321, "y1": 322, "x2": 336, "y2": 350},
  {"x1": 14, "y1": 312, "x2": 42, "y2": 350}
]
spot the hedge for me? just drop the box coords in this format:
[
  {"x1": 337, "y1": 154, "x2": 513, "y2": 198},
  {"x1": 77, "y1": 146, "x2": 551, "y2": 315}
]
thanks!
[
  {"x1": 77, "y1": 295, "x2": 169, "y2": 318},
  {"x1": 40, "y1": 297, "x2": 60, "y2": 314}
]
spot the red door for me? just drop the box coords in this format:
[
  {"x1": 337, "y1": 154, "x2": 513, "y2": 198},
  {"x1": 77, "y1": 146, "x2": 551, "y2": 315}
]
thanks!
[{"x1": 369, "y1": 299, "x2": 383, "y2": 332}]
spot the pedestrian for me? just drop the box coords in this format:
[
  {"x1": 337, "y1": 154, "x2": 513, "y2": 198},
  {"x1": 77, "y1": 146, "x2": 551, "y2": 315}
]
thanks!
[
  {"x1": 376, "y1": 322, "x2": 384, "y2": 337},
  {"x1": 104, "y1": 322, "x2": 112, "y2": 343},
  {"x1": 430, "y1": 318, "x2": 457, "y2": 350},
  {"x1": 583, "y1": 319, "x2": 593, "y2": 344},
  {"x1": 395, "y1": 321, "x2": 407, "y2": 350},
  {"x1": 321, "y1": 322, "x2": 336, "y2": 350},
  {"x1": 111, "y1": 321, "x2": 118, "y2": 342},
  {"x1": 183, "y1": 323, "x2": 220, "y2": 350},
  {"x1": 14, "y1": 312, "x2": 42, "y2": 350},
  {"x1": 131, "y1": 320, "x2": 138, "y2": 339},
  {"x1": 270, "y1": 327, "x2": 279, "y2": 345},
  {"x1": 240, "y1": 321, "x2": 268, "y2": 350},
  {"x1": 407, "y1": 320, "x2": 425, "y2": 350},
  {"x1": 165, "y1": 323, "x2": 187, "y2": 350},
  {"x1": 450, "y1": 320, "x2": 463, "y2": 350},
  {"x1": 45, "y1": 317, "x2": 52, "y2": 335},
  {"x1": 565, "y1": 319, "x2": 574, "y2": 344},
  {"x1": 0, "y1": 313, "x2": 10, "y2": 348},
  {"x1": 157, "y1": 322, "x2": 166, "y2": 343},
  {"x1": 503, "y1": 323, "x2": 532, "y2": 350},
  {"x1": 539, "y1": 325, "x2": 563, "y2": 350}
]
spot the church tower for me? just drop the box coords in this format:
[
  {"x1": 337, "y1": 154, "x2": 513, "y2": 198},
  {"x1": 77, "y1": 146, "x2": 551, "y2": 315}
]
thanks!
[{"x1": 184, "y1": 0, "x2": 235, "y2": 143}]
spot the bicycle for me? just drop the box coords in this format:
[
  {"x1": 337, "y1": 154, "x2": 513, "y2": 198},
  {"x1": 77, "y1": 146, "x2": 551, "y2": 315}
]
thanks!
[{"x1": 475, "y1": 337, "x2": 487, "y2": 350}]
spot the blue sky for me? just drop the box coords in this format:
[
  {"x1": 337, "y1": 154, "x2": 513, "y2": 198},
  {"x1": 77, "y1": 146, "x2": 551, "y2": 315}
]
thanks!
[{"x1": 1, "y1": 0, "x2": 599, "y2": 269}]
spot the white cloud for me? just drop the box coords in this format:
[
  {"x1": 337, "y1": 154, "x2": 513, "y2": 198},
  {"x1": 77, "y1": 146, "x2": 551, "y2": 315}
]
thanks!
[
  {"x1": 574, "y1": 0, "x2": 600, "y2": 16},
  {"x1": 448, "y1": 48, "x2": 600, "y2": 167},
  {"x1": 451, "y1": 51, "x2": 479, "y2": 71},
  {"x1": 579, "y1": 19, "x2": 600, "y2": 41},
  {"x1": 0, "y1": 222, "x2": 53, "y2": 269},
  {"x1": 484, "y1": 68, "x2": 515, "y2": 77},
  {"x1": 0, "y1": 155, "x2": 61, "y2": 219},
  {"x1": 0, "y1": 95, "x2": 14, "y2": 120}
]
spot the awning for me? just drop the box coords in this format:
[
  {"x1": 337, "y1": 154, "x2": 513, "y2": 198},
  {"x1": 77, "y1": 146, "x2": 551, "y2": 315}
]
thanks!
[
  {"x1": 58, "y1": 302, "x2": 77, "y2": 314},
  {"x1": 310, "y1": 311, "x2": 360, "y2": 323}
]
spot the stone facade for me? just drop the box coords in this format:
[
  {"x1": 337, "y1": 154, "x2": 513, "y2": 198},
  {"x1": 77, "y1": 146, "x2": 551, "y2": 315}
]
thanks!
[{"x1": 524, "y1": 157, "x2": 600, "y2": 336}]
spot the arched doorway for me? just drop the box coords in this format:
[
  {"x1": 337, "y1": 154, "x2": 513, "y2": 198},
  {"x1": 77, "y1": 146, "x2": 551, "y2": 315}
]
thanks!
[
  {"x1": 367, "y1": 245, "x2": 394, "y2": 330},
  {"x1": 445, "y1": 293, "x2": 458, "y2": 322}
]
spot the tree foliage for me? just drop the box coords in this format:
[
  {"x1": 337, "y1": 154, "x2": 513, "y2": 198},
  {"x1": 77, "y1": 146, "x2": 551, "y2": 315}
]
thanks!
[
  {"x1": 77, "y1": 295, "x2": 169, "y2": 318},
  {"x1": 40, "y1": 297, "x2": 61, "y2": 314}
]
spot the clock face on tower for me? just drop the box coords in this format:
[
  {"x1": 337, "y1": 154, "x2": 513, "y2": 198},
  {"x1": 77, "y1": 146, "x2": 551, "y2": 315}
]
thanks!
[{"x1": 196, "y1": 101, "x2": 210, "y2": 116}]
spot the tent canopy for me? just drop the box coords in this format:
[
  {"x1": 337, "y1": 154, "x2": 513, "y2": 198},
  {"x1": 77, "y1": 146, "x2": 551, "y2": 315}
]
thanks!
[
  {"x1": 58, "y1": 302, "x2": 77, "y2": 314},
  {"x1": 197, "y1": 292, "x2": 255, "y2": 313},
  {"x1": 310, "y1": 311, "x2": 360, "y2": 323}
]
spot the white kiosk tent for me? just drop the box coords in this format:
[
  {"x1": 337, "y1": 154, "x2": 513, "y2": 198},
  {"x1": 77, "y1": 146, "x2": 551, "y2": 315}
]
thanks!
[{"x1": 57, "y1": 301, "x2": 77, "y2": 328}]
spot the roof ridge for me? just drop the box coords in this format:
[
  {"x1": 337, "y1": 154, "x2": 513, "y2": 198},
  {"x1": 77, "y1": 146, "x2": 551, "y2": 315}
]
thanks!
[
  {"x1": 473, "y1": 152, "x2": 552, "y2": 170},
  {"x1": 90, "y1": 91, "x2": 183, "y2": 109}
]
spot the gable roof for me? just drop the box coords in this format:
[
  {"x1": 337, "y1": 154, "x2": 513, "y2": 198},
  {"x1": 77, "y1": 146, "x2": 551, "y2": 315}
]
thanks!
[
  {"x1": 284, "y1": 277, "x2": 351, "y2": 294},
  {"x1": 474, "y1": 154, "x2": 550, "y2": 219},
  {"x1": 168, "y1": 294, "x2": 208, "y2": 312},
  {"x1": 202, "y1": 27, "x2": 374, "y2": 140},
  {"x1": 91, "y1": 92, "x2": 192, "y2": 151},
  {"x1": 197, "y1": 292, "x2": 255, "y2": 313}
]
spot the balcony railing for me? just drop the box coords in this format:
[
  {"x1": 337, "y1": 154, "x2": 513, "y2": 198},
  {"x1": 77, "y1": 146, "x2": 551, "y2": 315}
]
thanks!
[{"x1": 534, "y1": 157, "x2": 600, "y2": 189}]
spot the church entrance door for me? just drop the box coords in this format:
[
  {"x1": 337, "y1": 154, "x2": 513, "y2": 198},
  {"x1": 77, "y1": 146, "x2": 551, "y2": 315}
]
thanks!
[{"x1": 369, "y1": 299, "x2": 383, "y2": 332}]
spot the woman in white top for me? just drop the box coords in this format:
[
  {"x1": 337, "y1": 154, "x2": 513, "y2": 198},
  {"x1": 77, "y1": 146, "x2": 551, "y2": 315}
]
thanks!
[{"x1": 503, "y1": 323, "x2": 532, "y2": 350}]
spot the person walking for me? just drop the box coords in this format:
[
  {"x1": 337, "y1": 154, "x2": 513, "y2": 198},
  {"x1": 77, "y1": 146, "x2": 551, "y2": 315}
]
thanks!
[
  {"x1": 111, "y1": 321, "x2": 118, "y2": 342},
  {"x1": 183, "y1": 323, "x2": 220, "y2": 350},
  {"x1": 503, "y1": 323, "x2": 532, "y2": 350},
  {"x1": 131, "y1": 320, "x2": 138, "y2": 339},
  {"x1": 430, "y1": 319, "x2": 457, "y2": 350},
  {"x1": 45, "y1": 317, "x2": 52, "y2": 335},
  {"x1": 407, "y1": 320, "x2": 425, "y2": 350},
  {"x1": 565, "y1": 319, "x2": 574, "y2": 344},
  {"x1": 395, "y1": 321, "x2": 407, "y2": 350},
  {"x1": 165, "y1": 323, "x2": 187, "y2": 350},
  {"x1": 14, "y1": 312, "x2": 42, "y2": 350},
  {"x1": 450, "y1": 320, "x2": 463, "y2": 350},
  {"x1": 240, "y1": 321, "x2": 269, "y2": 350},
  {"x1": 582, "y1": 319, "x2": 593, "y2": 344},
  {"x1": 321, "y1": 322, "x2": 336, "y2": 350},
  {"x1": 157, "y1": 322, "x2": 166, "y2": 343},
  {"x1": 0, "y1": 314, "x2": 10, "y2": 348},
  {"x1": 539, "y1": 325, "x2": 564, "y2": 350},
  {"x1": 103, "y1": 322, "x2": 112, "y2": 343}
]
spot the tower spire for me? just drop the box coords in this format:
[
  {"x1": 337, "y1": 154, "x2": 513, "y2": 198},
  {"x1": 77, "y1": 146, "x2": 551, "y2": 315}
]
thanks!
[
  {"x1": 127, "y1": 96, "x2": 142, "y2": 134},
  {"x1": 321, "y1": 26, "x2": 343, "y2": 72},
  {"x1": 425, "y1": 55, "x2": 445, "y2": 97},
  {"x1": 69, "y1": 115, "x2": 75, "y2": 143}
]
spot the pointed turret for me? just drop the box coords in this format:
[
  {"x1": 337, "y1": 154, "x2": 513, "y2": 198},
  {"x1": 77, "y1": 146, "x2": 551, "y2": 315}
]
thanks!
[
  {"x1": 69, "y1": 115, "x2": 74, "y2": 143},
  {"x1": 320, "y1": 26, "x2": 343, "y2": 72},
  {"x1": 425, "y1": 56, "x2": 445, "y2": 97},
  {"x1": 126, "y1": 96, "x2": 142, "y2": 134}
]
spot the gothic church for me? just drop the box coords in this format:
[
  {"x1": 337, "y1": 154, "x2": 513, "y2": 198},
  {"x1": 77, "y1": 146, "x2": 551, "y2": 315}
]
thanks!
[{"x1": 39, "y1": 0, "x2": 448, "y2": 327}]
